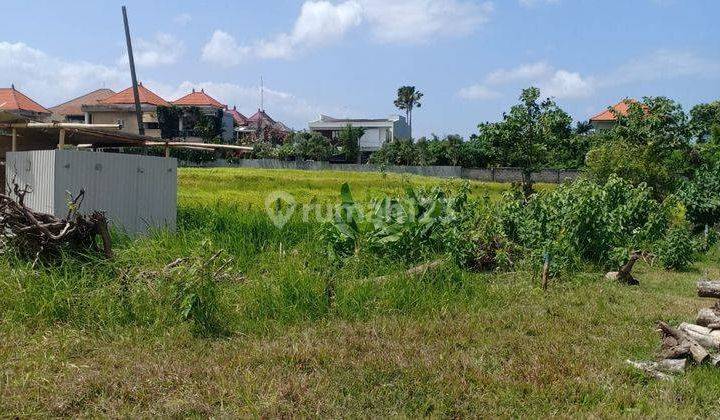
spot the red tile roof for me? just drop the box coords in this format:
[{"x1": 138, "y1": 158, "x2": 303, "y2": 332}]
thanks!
[
  {"x1": 0, "y1": 86, "x2": 50, "y2": 114},
  {"x1": 229, "y1": 106, "x2": 248, "y2": 125},
  {"x1": 49, "y1": 88, "x2": 115, "y2": 117},
  {"x1": 590, "y1": 99, "x2": 640, "y2": 122},
  {"x1": 172, "y1": 89, "x2": 225, "y2": 108},
  {"x1": 99, "y1": 83, "x2": 170, "y2": 106},
  {"x1": 247, "y1": 109, "x2": 276, "y2": 125}
]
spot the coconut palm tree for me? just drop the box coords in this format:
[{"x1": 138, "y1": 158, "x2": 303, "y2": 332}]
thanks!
[{"x1": 393, "y1": 86, "x2": 423, "y2": 135}]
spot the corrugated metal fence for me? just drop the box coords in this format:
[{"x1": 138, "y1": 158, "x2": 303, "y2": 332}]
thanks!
[{"x1": 6, "y1": 150, "x2": 177, "y2": 234}]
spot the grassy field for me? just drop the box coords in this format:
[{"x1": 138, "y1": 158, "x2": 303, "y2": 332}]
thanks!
[{"x1": 1, "y1": 167, "x2": 719, "y2": 417}]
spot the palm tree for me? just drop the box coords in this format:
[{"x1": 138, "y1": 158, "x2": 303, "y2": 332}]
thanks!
[{"x1": 393, "y1": 86, "x2": 423, "y2": 135}]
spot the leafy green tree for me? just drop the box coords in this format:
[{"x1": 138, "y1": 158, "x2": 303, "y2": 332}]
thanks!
[
  {"x1": 393, "y1": 86, "x2": 423, "y2": 133},
  {"x1": 478, "y1": 87, "x2": 572, "y2": 195},
  {"x1": 586, "y1": 96, "x2": 692, "y2": 197},
  {"x1": 689, "y1": 101, "x2": 720, "y2": 143},
  {"x1": 368, "y1": 138, "x2": 417, "y2": 166},
  {"x1": 338, "y1": 124, "x2": 365, "y2": 163},
  {"x1": 288, "y1": 131, "x2": 336, "y2": 161}
]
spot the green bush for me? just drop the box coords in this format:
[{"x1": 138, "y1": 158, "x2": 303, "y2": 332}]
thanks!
[{"x1": 655, "y1": 224, "x2": 696, "y2": 270}]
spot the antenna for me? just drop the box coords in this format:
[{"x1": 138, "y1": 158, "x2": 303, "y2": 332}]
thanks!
[{"x1": 260, "y1": 76, "x2": 264, "y2": 111}]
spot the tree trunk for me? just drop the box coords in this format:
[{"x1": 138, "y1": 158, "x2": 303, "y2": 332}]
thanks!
[{"x1": 697, "y1": 280, "x2": 720, "y2": 298}]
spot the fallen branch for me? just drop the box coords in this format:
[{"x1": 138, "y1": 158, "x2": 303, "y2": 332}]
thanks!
[{"x1": 0, "y1": 184, "x2": 112, "y2": 259}]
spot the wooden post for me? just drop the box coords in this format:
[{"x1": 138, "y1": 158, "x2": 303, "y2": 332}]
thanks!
[
  {"x1": 58, "y1": 129, "x2": 65, "y2": 149},
  {"x1": 11, "y1": 128, "x2": 17, "y2": 151},
  {"x1": 164, "y1": 142, "x2": 170, "y2": 158},
  {"x1": 541, "y1": 252, "x2": 550, "y2": 291}
]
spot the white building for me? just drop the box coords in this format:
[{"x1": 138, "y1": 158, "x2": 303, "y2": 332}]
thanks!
[{"x1": 308, "y1": 114, "x2": 411, "y2": 152}]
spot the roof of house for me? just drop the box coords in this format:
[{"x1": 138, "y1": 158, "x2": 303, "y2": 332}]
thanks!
[
  {"x1": 229, "y1": 106, "x2": 248, "y2": 125},
  {"x1": 247, "y1": 109, "x2": 276, "y2": 124},
  {"x1": 99, "y1": 83, "x2": 170, "y2": 107},
  {"x1": 315, "y1": 114, "x2": 393, "y2": 123},
  {"x1": 589, "y1": 99, "x2": 641, "y2": 122},
  {"x1": 172, "y1": 88, "x2": 225, "y2": 108},
  {"x1": 0, "y1": 85, "x2": 51, "y2": 114},
  {"x1": 49, "y1": 88, "x2": 116, "y2": 117}
]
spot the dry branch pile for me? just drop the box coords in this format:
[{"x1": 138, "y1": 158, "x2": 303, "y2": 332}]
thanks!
[
  {"x1": 0, "y1": 184, "x2": 112, "y2": 259},
  {"x1": 628, "y1": 278, "x2": 720, "y2": 380}
]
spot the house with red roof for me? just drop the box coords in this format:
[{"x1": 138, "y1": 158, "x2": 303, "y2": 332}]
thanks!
[
  {"x1": 82, "y1": 83, "x2": 170, "y2": 137},
  {"x1": 589, "y1": 99, "x2": 644, "y2": 130},
  {"x1": 236, "y1": 108, "x2": 291, "y2": 143},
  {"x1": 0, "y1": 85, "x2": 51, "y2": 121},
  {"x1": 49, "y1": 88, "x2": 115, "y2": 123},
  {"x1": 171, "y1": 88, "x2": 234, "y2": 142}
]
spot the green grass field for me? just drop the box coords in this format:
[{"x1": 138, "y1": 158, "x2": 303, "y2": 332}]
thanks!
[{"x1": 1, "y1": 167, "x2": 719, "y2": 417}]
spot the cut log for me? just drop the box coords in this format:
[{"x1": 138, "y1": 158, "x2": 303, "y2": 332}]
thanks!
[
  {"x1": 696, "y1": 308, "x2": 720, "y2": 328},
  {"x1": 697, "y1": 280, "x2": 720, "y2": 299},
  {"x1": 658, "y1": 321, "x2": 710, "y2": 364},
  {"x1": 678, "y1": 322, "x2": 720, "y2": 350},
  {"x1": 659, "y1": 342, "x2": 690, "y2": 359},
  {"x1": 626, "y1": 359, "x2": 683, "y2": 381}
]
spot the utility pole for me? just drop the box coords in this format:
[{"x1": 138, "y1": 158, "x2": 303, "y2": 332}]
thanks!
[{"x1": 122, "y1": 5, "x2": 144, "y2": 136}]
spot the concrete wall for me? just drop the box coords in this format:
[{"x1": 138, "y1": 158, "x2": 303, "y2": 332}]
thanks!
[
  {"x1": 186, "y1": 158, "x2": 580, "y2": 183},
  {"x1": 7, "y1": 150, "x2": 177, "y2": 234},
  {"x1": 89, "y1": 110, "x2": 161, "y2": 138}
]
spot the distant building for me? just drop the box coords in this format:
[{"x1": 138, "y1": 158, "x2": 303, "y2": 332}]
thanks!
[
  {"x1": 0, "y1": 85, "x2": 51, "y2": 121},
  {"x1": 49, "y1": 88, "x2": 115, "y2": 123},
  {"x1": 589, "y1": 99, "x2": 641, "y2": 130},
  {"x1": 82, "y1": 83, "x2": 170, "y2": 138},
  {"x1": 172, "y1": 88, "x2": 234, "y2": 142},
  {"x1": 308, "y1": 114, "x2": 411, "y2": 152},
  {"x1": 236, "y1": 109, "x2": 291, "y2": 143}
]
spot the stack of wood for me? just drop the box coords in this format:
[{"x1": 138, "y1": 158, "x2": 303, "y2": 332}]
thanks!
[
  {"x1": 628, "y1": 279, "x2": 720, "y2": 380},
  {"x1": 0, "y1": 183, "x2": 112, "y2": 259}
]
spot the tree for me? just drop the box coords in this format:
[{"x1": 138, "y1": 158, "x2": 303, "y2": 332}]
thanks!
[
  {"x1": 586, "y1": 96, "x2": 692, "y2": 197},
  {"x1": 338, "y1": 124, "x2": 365, "y2": 163},
  {"x1": 689, "y1": 101, "x2": 720, "y2": 143},
  {"x1": 394, "y1": 86, "x2": 423, "y2": 134},
  {"x1": 478, "y1": 87, "x2": 572, "y2": 196}
]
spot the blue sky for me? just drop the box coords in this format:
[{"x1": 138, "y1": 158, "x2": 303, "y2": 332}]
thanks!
[{"x1": 1, "y1": 0, "x2": 718, "y2": 137}]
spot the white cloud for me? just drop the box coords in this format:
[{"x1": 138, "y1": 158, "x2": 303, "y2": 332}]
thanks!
[
  {"x1": 605, "y1": 49, "x2": 720, "y2": 86},
  {"x1": 457, "y1": 84, "x2": 500, "y2": 100},
  {"x1": 541, "y1": 70, "x2": 594, "y2": 99},
  {"x1": 201, "y1": 30, "x2": 250, "y2": 66},
  {"x1": 485, "y1": 61, "x2": 553, "y2": 85},
  {"x1": 460, "y1": 60, "x2": 595, "y2": 100},
  {"x1": 201, "y1": 0, "x2": 493, "y2": 64},
  {"x1": 256, "y1": 0, "x2": 363, "y2": 59},
  {"x1": 0, "y1": 41, "x2": 126, "y2": 107},
  {"x1": 360, "y1": 0, "x2": 494, "y2": 44},
  {"x1": 118, "y1": 33, "x2": 184, "y2": 68},
  {"x1": 173, "y1": 13, "x2": 192, "y2": 26}
]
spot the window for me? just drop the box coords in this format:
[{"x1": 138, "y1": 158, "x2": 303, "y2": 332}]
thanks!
[{"x1": 144, "y1": 122, "x2": 160, "y2": 130}]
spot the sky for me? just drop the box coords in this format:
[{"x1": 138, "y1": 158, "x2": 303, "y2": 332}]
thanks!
[{"x1": 0, "y1": 0, "x2": 718, "y2": 137}]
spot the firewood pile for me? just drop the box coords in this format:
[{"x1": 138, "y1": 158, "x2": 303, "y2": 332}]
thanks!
[
  {"x1": 628, "y1": 278, "x2": 720, "y2": 380},
  {"x1": 0, "y1": 183, "x2": 112, "y2": 259}
]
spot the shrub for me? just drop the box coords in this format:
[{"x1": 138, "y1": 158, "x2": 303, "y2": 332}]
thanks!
[
  {"x1": 655, "y1": 224, "x2": 696, "y2": 270},
  {"x1": 291, "y1": 131, "x2": 336, "y2": 161}
]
